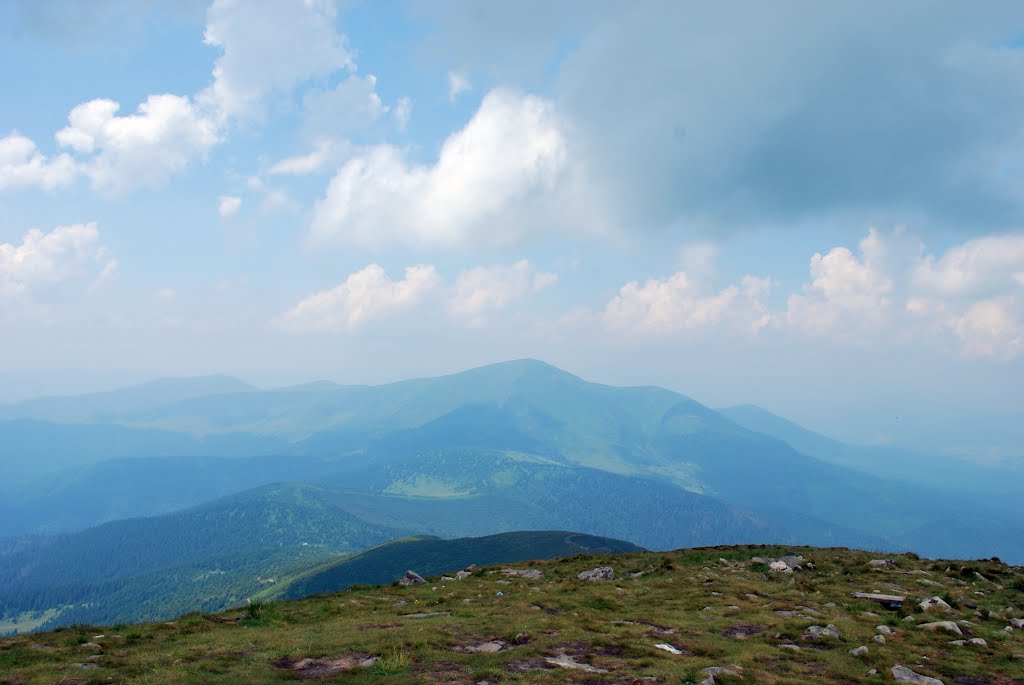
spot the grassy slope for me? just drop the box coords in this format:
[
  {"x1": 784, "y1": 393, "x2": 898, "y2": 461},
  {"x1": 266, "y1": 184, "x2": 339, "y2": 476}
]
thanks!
[
  {"x1": 258, "y1": 531, "x2": 646, "y2": 601},
  {"x1": 2, "y1": 545, "x2": 1022, "y2": 684}
]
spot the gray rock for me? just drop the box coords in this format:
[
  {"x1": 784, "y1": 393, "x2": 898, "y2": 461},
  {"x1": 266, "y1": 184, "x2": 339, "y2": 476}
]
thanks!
[
  {"x1": 805, "y1": 624, "x2": 840, "y2": 639},
  {"x1": 849, "y1": 646, "x2": 869, "y2": 657},
  {"x1": 868, "y1": 559, "x2": 895, "y2": 567},
  {"x1": 454, "y1": 570, "x2": 472, "y2": 580},
  {"x1": 919, "y1": 596, "x2": 953, "y2": 613},
  {"x1": 891, "y1": 665, "x2": 945, "y2": 684},
  {"x1": 876, "y1": 625, "x2": 894, "y2": 635},
  {"x1": 502, "y1": 568, "x2": 543, "y2": 580},
  {"x1": 948, "y1": 640, "x2": 966, "y2": 646},
  {"x1": 918, "y1": 621, "x2": 962, "y2": 635},
  {"x1": 1010, "y1": 618, "x2": 1024, "y2": 629},
  {"x1": 397, "y1": 570, "x2": 425, "y2": 586},
  {"x1": 578, "y1": 566, "x2": 614, "y2": 581},
  {"x1": 970, "y1": 638, "x2": 988, "y2": 647},
  {"x1": 903, "y1": 615, "x2": 918, "y2": 622},
  {"x1": 873, "y1": 634, "x2": 886, "y2": 644}
]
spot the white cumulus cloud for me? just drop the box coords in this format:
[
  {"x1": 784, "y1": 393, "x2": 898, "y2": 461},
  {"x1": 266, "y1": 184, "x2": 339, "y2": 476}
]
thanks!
[
  {"x1": 56, "y1": 95, "x2": 219, "y2": 193},
  {"x1": 280, "y1": 263, "x2": 440, "y2": 332},
  {"x1": 0, "y1": 132, "x2": 77, "y2": 192},
  {"x1": 447, "y1": 70, "x2": 471, "y2": 101},
  {"x1": 447, "y1": 259, "x2": 555, "y2": 322},
  {"x1": 913, "y1": 233, "x2": 1024, "y2": 298},
  {"x1": 310, "y1": 88, "x2": 568, "y2": 249},
  {"x1": 303, "y1": 74, "x2": 388, "y2": 136},
  {"x1": 199, "y1": 0, "x2": 353, "y2": 122},
  {"x1": 0, "y1": 222, "x2": 116, "y2": 298}
]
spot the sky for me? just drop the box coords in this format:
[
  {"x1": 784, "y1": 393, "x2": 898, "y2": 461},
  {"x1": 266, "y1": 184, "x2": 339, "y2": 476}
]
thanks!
[{"x1": 1, "y1": 0, "x2": 1023, "y2": 457}]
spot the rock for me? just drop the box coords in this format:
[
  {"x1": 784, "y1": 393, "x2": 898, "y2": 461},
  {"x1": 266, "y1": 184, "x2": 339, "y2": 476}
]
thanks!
[
  {"x1": 578, "y1": 566, "x2": 614, "y2": 581},
  {"x1": 466, "y1": 641, "x2": 504, "y2": 653},
  {"x1": 1010, "y1": 618, "x2": 1024, "y2": 629},
  {"x1": 876, "y1": 625, "x2": 894, "y2": 635},
  {"x1": 401, "y1": 611, "x2": 450, "y2": 618},
  {"x1": 1003, "y1": 626, "x2": 1014, "y2": 633},
  {"x1": 397, "y1": 570, "x2": 425, "y2": 586},
  {"x1": 779, "y1": 644, "x2": 801, "y2": 651},
  {"x1": 454, "y1": 570, "x2": 472, "y2": 580},
  {"x1": 653, "y1": 642, "x2": 683, "y2": 655},
  {"x1": 918, "y1": 621, "x2": 962, "y2": 635},
  {"x1": 891, "y1": 665, "x2": 945, "y2": 684},
  {"x1": 849, "y1": 646, "x2": 869, "y2": 657},
  {"x1": 69, "y1": 663, "x2": 98, "y2": 669},
  {"x1": 948, "y1": 640, "x2": 966, "y2": 646},
  {"x1": 79, "y1": 642, "x2": 101, "y2": 650},
  {"x1": 769, "y1": 560, "x2": 792, "y2": 573},
  {"x1": 805, "y1": 624, "x2": 840, "y2": 639},
  {"x1": 903, "y1": 615, "x2": 918, "y2": 622},
  {"x1": 779, "y1": 555, "x2": 804, "y2": 569},
  {"x1": 969, "y1": 638, "x2": 988, "y2": 647},
  {"x1": 873, "y1": 634, "x2": 886, "y2": 644},
  {"x1": 919, "y1": 596, "x2": 953, "y2": 613},
  {"x1": 544, "y1": 652, "x2": 608, "y2": 673},
  {"x1": 502, "y1": 568, "x2": 543, "y2": 580},
  {"x1": 869, "y1": 559, "x2": 895, "y2": 567},
  {"x1": 866, "y1": 669, "x2": 878, "y2": 676}
]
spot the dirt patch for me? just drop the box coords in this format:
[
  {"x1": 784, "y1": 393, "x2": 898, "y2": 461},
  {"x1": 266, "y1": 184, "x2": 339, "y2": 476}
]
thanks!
[
  {"x1": 952, "y1": 678, "x2": 993, "y2": 685},
  {"x1": 721, "y1": 623, "x2": 769, "y2": 639},
  {"x1": 416, "y1": 660, "x2": 471, "y2": 684},
  {"x1": 270, "y1": 653, "x2": 377, "y2": 678},
  {"x1": 355, "y1": 622, "x2": 403, "y2": 631}
]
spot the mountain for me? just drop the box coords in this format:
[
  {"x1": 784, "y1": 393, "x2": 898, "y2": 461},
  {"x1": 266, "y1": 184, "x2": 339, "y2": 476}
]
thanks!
[
  {"x1": 258, "y1": 530, "x2": 645, "y2": 601},
  {"x1": 0, "y1": 374, "x2": 254, "y2": 424},
  {"x1": 0, "y1": 484, "x2": 407, "y2": 630},
  {"x1": 5, "y1": 545, "x2": 1022, "y2": 683}
]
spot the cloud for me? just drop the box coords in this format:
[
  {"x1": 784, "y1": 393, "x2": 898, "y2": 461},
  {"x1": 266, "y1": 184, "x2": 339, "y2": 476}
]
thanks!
[
  {"x1": 447, "y1": 259, "x2": 555, "y2": 322},
  {"x1": 55, "y1": 95, "x2": 219, "y2": 193},
  {"x1": 604, "y1": 270, "x2": 774, "y2": 335},
  {"x1": 303, "y1": 74, "x2": 388, "y2": 136},
  {"x1": 280, "y1": 263, "x2": 440, "y2": 332},
  {"x1": 393, "y1": 97, "x2": 412, "y2": 131},
  {"x1": 218, "y1": 195, "x2": 242, "y2": 216},
  {"x1": 269, "y1": 139, "x2": 349, "y2": 176},
  {"x1": 0, "y1": 222, "x2": 116, "y2": 299},
  {"x1": 310, "y1": 88, "x2": 568, "y2": 248},
  {"x1": 447, "y1": 70, "x2": 471, "y2": 101},
  {"x1": 913, "y1": 234, "x2": 1024, "y2": 298},
  {"x1": 419, "y1": 3, "x2": 1024, "y2": 232},
  {"x1": 786, "y1": 229, "x2": 894, "y2": 338},
  {"x1": 0, "y1": 132, "x2": 77, "y2": 192},
  {"x1": 199, "y1": 0, "x2": 353, "y2": 122},
  {"x1": 951, "y1": 296, "x2": 1023, "y2": 360}
]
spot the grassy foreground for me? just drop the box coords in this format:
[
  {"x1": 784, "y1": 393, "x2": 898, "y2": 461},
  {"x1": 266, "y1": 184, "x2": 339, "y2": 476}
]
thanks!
[{"x1": 2, "y1": 544, "x2": 1022, "y2": 684}]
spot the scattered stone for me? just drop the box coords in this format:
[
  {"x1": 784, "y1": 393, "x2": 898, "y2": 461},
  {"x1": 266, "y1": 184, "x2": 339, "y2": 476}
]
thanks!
[
  {"x1": 849, "y1": 646, "x2": 869, "y2": 657},
  {"x1": 454, "y1": 570, "x2": 472, "y2": 580},
  {"x1": 873, "y1": 634, "x2": 886, "y2": 644},
  {"x1": 653, "y1": 642, "x2": 683, "y2": 655},
  {"x1": 78, "y1": 643, "x2": 101, "y2": 650},
  {"x1": 919, "y1": 596, "x2": 953, "y2": 613},
  {"x1": 969, "y1": 638, "x2": 988, "y2": 647},
  {"x1": 1003, "y1": 626, "x2": 1014, "y2": 634},
  {"x1": 805, "y1": 624, "x2": 840, "y2": 639},
  {"x1": 397, "y1": 570, "x2": 425, "y2": 586},
  {"x1": 852, "y1": 592, "x2": 905, "y2": 609},
  {"x1": 891, "y1": 665, "x2": 945, "y2": 684},
  {"x1": 876, "y1": 625, "x2": 894, "y2": 635},
  {"x1": 869, "y1": 559, "x2": 895, "y2": 567},
  {"x1": 465, "y1": 641, "x2": 505, "y2": 653},
  {"x1": 501, "y1": 568, "x2": 543, "y2": 580},
  {"x1": 918, "y1": 621, "x2": 962, "y2": 635},
  {"x1": 578, "y1": 566, "x2": 614, "y2": 581},
  {"x1": 1010, "y1": 618, "x2": 1024, "y2": 629},
  {"x1": 700, "y1": 665, "x2": 742, "y2": 684},
  {"x1": 721, "y1": 623, "x2": 768, "y2": 639},
  {"x1": 903, "y1": 615, "x2": 918, "y2": 622},
  {"x1": 401, "y1": 611, "x2": 451, "y2": 618},
  {"x1": 779, "y1": 644, "x2": 801, "y2": 651},
  {"x1": 271, "y1": 654, "x2": 378, "y2": 678},
  {"x1": 948, "y1": 640, "x2": 966, "y2": 646},
  {"x1": 543, "y1": 652, "x2": 608, "y2": 673},
  {"x1": 867, "y1": 669, "x2": 878, "y2": 676}
]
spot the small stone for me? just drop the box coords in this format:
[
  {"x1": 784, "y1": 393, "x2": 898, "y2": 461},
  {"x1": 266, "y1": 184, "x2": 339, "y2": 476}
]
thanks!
[
  {"x1": 849, "y1": 646, "x2": 869, "y2": 657},
  {"x1": 903, "y1": 615, "x2": 918, "y2": 622},
  {"x1": 1010, "y1": 618, "x2": 1024, "y2": 629},
  {"x1": 866, "y1": 669, "x2": 878, "y2": 676},
  {"x1": 873, "y1": 634, "x2": 886, "y2": 644},
  {"x1": 876, "y1": 625, "x2": 894, "y2": 635},
  {"x1": 653, "y1": 642, "x2": 683, "y2": 655},
  {"x1": 397, "y1": 570, "x2": 425, "y2": 586},
  {"x1": 919, "y1": 596, "x2": 953, "y2": 613},
  {"x1": 891, "y1": 665, "x2": 944, "y2": 684},
  {"x1": 779, "y1": 644, "x2": 801, "y2": 651},
  {"x1": 869, "y1": 559, "x2": 895, "y2": 567},
  {"x1": 806, "y1": 624, "x2": 840, "y2": 639},
  {"x1": 948, "y1": 640, "x2": 966, "y2": 646},
  {"x1": 969, "y1": 638, "x2": 988, "y2": 647}
]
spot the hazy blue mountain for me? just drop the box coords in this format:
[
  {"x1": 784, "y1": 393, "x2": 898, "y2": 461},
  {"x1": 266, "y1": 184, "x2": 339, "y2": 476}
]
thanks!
[
  {"x1": 0, "y1": 375, "x2": 254, "y2": 423},
  {"x1": 719, "y1": 404, "x2": 1024, "y2": 497},
  {"x1": 259, "y1": 531, "x2": 645, "y2": 601}
]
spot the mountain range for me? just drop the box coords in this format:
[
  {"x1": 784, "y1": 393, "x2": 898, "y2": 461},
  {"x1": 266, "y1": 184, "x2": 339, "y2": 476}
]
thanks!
[{"x1": 1, "y1": 359, "x2": 1020, "y2": 632}]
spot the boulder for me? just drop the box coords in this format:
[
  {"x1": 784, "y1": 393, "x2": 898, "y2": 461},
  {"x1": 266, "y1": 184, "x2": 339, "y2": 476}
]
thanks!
[
  {"x1": 397, "y1": 570, "x2": 425, "y2": 586},
  {"x1": 872, "y1": 634, "x2": 886, "y2": 644},
  {"x1": 849, "y1": 646, "x2": 869, "y2": 657},
  {"x1": 918, "y1": 621, "x2": 962, "y2": 635},
  {"x1": 578, "y1": 566, "x2": 614, "y2": 581},
  {"x1": 502, "y1": 568, "x2": 543, "y2": 580},
  {"x1": 454, "y1": 570, "x2": 472, "y2": 580},
  {"x1": 1010, "y1": 618, "x2": 1024, "y2": 629},
  {"x1": 970, "y1": 638, "x2": 988, "y2": 647},
  {"x1": 919, "y1": 596, "x2": 953, "y2": 613},
  {"x1": 868, "y1": 559, "x2": 895, "y2": 568},
  {"x1": 876, "y1": 625, "x2": 894, "y2": 635},
  {"x1": 891, "y1": 665, "x2": 945, "y2": 684}
]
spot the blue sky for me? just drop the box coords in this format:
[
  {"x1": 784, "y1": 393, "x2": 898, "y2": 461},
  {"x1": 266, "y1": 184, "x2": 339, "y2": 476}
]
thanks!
[{"x1": 1, "y1": 0, "x2": 1023, "y2": 457}]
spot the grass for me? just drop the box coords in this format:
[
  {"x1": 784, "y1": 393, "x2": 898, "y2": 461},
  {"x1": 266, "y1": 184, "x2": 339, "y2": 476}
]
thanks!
[{"x1": 0, "y1": 544, "x2": 1022, "y2": 684}]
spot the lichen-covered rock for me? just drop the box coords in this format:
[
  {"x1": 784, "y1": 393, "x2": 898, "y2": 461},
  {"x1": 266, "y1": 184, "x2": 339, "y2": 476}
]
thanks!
[{"x1": 577, "y1": 566, "x2": 614, "y2": 581}]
